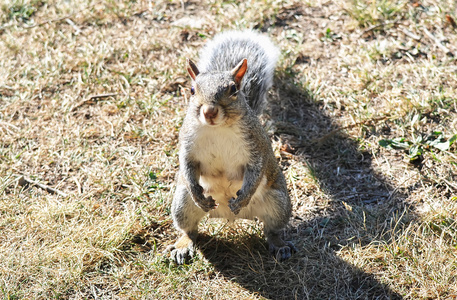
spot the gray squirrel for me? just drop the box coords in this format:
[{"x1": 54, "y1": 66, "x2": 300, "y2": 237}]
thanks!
[{"x1": 167, "y1": 30, "x2": 295, "y2": 264}]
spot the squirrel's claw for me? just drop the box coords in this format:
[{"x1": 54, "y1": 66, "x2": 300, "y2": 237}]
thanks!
[
  {"x1": 269, "y1": 241, "x2": 297, "y2": 262},
  {"x1": 166, "y1": 234, "x2": 196, "y2": 265},
  {"x1": 170, "y1": 246, "x2": 194, "y2": 265}
]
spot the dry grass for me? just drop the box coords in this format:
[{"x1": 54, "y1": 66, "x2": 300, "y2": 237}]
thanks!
[{"x1": 1, "y1": 0, "x2": 456, "y2": 299}]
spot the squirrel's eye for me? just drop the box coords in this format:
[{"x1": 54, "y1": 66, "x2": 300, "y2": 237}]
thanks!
[
  {"x1": 230, "y1": 84, "x2": 237, "y2": 94},
  {"x1": 190, "y1": 86, "x2": 195, "y2": 95}
]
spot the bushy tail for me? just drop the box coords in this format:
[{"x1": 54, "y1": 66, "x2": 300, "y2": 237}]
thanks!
[{"x1": 197, "y1": 30, "x2": 279, "y2": 115}]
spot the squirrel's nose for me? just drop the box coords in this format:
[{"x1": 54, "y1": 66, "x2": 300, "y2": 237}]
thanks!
[{"x1": 202, "y1": 105, "x2": 218, "y2": 119}]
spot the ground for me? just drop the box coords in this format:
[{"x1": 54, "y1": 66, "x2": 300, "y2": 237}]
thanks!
[{"x1": 1, "y1": 0, "x2": 457, "y2": 299}]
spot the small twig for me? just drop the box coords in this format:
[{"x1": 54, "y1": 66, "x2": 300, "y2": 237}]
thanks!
[
  {"x1": 85, "y1": 93, "x2": 118, "y2": 101},
  {"x1": 25, "y1": 15, "x2": 73, "y2": 29},
  {"x1": 400, "y1": 27, "x2": 421, "y2": 40},
  {"x1": 312, "y1": 115, "x2": 390, "y2": 146},
  {"x1": 73, "y1": 177, "x2": 82, "y2": 194},
  {"x1": 359, "y1": 19, "x2": 401, "y2": 38},
  {"x1": 442, "y1": 178, "x2": 457, "y2": 191},
  {"x1": 71, "y1": 93, "x2": 118, "y2": 112},
  {"x1": 18, "y1": 175, "x2": 68, "y2": 197},
  {"x1": 422, "y1": 27, "x2": 453, "y2": 56},
  {"x1": 65, "y1": 18, "x2": 81, "y2": 35}
]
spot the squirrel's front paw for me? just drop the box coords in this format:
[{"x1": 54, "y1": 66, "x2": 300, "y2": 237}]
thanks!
[
  {"x1": 197, "y1": 195, "x2": 217, "y2": 212},
  {"x1": 228, "y1": 197, "x2": 242, "y2": 215},
  {"x1": 229, "y1": 190, "x2": 249, "y2": 215}
]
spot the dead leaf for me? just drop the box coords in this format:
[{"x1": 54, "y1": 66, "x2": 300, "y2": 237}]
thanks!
[
  {"x1": 280, "y1": 143, "x2": 295, "y2": 154},
  {"x1": 446, "y1": 14, "x2": 457, "y2": 29}
]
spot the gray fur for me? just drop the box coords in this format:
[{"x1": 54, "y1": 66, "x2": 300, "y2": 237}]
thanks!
[
  {"x1": 197, "y1": 30, "x2": 279, "y2": 115},
  {"x1": 167, "y1": 30, "x2": 294, "y2": 264}
]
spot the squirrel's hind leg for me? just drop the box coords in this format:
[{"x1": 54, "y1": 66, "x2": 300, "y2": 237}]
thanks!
[
  {"x1": 168, "y1": 184, "x2": 206, "y2": 264},
  {"x1": 259, "y1": 189, "x2": 296, "y2": 261}
]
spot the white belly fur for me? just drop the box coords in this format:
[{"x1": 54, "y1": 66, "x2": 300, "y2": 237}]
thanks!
[
  {"x1": 205, "y1": 175, "x2": 270, "y2": 221},
  {"x1": 191, "y1": 124, "x2": 269, "y2": 221}
]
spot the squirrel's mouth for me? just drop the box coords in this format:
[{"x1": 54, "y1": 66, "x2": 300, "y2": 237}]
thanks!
[{"x1": 202, "y1": 117, "x2": 223, "y2": 127}]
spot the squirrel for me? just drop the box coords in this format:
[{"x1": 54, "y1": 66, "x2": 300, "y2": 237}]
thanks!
[{"x1": 167, "y1": 30, "x2": 296, "y2": 264}]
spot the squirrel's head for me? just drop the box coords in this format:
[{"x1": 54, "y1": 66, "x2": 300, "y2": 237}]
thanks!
[{"x1": 186, "y1": 58, "x2": 248, "y2": 127}]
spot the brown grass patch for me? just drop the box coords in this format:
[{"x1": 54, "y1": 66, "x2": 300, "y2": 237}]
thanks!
[{"x1": 1, "y1": 0, "x2": 456, "y2": 299}]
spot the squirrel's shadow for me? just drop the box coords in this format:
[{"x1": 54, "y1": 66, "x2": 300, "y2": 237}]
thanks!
[{"x1": 198, "y1": 72, "x2": 409, "y2": 299}]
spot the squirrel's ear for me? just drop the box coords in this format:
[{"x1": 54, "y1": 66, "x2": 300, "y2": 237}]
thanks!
[
  {"x1": 231, "y1": 58, "x2": 248, "y2": 88},
  {"x1": 187, "y1": 59, "x2": 199, "y2": 80}
]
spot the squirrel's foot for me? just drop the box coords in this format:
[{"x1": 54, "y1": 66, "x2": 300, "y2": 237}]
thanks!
[
  {"x1": 269, "y1": 241, "x2": 297, "y2": 261},
  {"x1": 165, "y1": 234, "x2": 196, "y2": 265}
]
